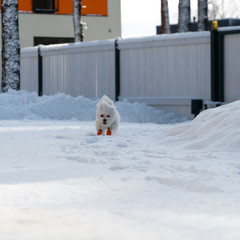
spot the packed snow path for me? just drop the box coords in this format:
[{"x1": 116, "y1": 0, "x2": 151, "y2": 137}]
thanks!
[{"x1": 0, "y1": 119, "x2": 240, "y2": 240}]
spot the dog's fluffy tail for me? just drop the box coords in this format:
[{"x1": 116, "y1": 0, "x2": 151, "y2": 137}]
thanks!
[{"x1": 101, "y1": 95, "x2": 114, "y2": 106}]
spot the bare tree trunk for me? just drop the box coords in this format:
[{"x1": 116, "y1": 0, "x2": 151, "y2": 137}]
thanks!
[
  {"x1": 178, "y1": 0, "x2": 191, "y2": 33},
  {"x1": 1, "y1": 0, "x2": 20, "y2": 92},
  {"x1": 161, "y1": 0, "x2": 170, "y2": 34},
  {"x1": 73, "y1": 0, "x2": 83, "y2": 42},
  {"x1": 208, "y1": 1, "x2": 220, "y2": 19},
  {"x1": 198, "y1": 0, "x2": 208, "y2": 31}
]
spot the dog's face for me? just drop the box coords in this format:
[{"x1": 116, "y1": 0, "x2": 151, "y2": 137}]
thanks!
[
  {"x1": 100, "y1": 113, "x2": 111, "y2": 126},
  {"x1": 96, "y1": 103, "x2": 115, "y2": 128}
]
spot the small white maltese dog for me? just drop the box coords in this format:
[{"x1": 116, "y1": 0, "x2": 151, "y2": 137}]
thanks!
[{"x1": 95, "y1": 95, "x2": 120, "y2": 136}]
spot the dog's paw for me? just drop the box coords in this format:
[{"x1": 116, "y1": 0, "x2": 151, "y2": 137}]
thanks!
[
  {"x1": 97, "y1": 130, "x2": 103, "y2": 135},
  {"x1": 106, "y1": 129, "x2": 112, "y2": 136}
]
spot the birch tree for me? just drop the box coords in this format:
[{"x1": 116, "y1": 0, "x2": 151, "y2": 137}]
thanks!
[
  {"x1": 73, "y1": 0, "x2": 83, "y2": 42},
  {"x1": 178, "y1": 0, "x2": 191, "y2": 32},
  {"x1": 161, "y1": 0, "x2": 170, "y2": 34},
  {"x1": 208, "y1": 0, "x2": 239, "y2": 19},
  {"x1": 208, "y1": 1, "x2": 220, "y2": 19},
  {"x1": 198, "y1": 0, "x2": 208, "y2": 31},
  {"x1": 1, "y1": 0, "x2": 20, "y2": 92}
]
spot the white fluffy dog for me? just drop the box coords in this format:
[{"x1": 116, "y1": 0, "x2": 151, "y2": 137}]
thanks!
[{"x1": 95, "y1": 95, "x2": 120, "y2": 136}]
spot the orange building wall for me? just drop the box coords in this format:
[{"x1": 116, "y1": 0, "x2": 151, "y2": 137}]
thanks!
[
  {"x1": 18, "y1": 0, "x2": 32, "y2": 12},
  {"x1": 0, "y1": 0, "x2": 108, "y2": 16},
  {"x1": 82, "y1": 0, "x2": 108, "y2": 16}
]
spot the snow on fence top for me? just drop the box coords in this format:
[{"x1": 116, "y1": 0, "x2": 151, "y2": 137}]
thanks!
[
  {"x1": 39, "y1": 39, "x2": 116, "y2": 56},
  {"x1": 22, "y1": 31, "x2": 211, "y2": 55},
  {"x1": 118, "y1": 31, "x2": 210, "y2": 49},
  {"x1": 218, "y1": 26, "x2": 240, "y2": 32}
]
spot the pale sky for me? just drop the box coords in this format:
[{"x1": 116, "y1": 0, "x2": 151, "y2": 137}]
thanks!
[{"x1": 121, "y1": 0, "x2": 240, "y2": 38}]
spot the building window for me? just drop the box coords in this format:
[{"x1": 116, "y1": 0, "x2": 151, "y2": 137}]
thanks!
[
  {"x1": 32, "y1": 0, "x2": 59, "y2": 13},
  {"x1": 34, "y1": 37, "x2": 74, "y2": 46}
]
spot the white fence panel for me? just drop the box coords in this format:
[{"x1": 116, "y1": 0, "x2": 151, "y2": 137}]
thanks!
[
  {"x1": 119, "y1": 33, "x2": 211, "y2": 98},
  {"x1": 0, "y1": 48, "x2": 38, "y2": 93},
  {"x1": 0, "y1": 53, "x2": 1, "y2": 88},
  {"x1": 118, "y1": 32, "x2": 211, "y2": 118},
  {"x1": 40, "y1": 40, "x2": 116, "y2": 99},
  {"x1": 20, "y1": 47, "x2": 39, "y2": 92},
  {"x1": 224, "y1": 33, "x2": 240, "y2": 102}
]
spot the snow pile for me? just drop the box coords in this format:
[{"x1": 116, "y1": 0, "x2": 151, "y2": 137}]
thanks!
[
  {"x1": 0, "y1": 91, "x2": 240, "y2": 239},
  {"x1": 115, "y1": 99, "x2": 180, "y2": 123},
  {"x1": 161, "y1": 101, "x2": 240, "y2": 150},
  {"x1": 0, "y1": 90, "x2": 183, "y2": 123}
]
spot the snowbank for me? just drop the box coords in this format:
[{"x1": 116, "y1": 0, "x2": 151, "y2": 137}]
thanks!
[
  {"x1": 160, "y1": 101, "x2": 240, "y2": 150},
  {"x1": 0, "y1": 90, "x2": 183, "y2": 123}
]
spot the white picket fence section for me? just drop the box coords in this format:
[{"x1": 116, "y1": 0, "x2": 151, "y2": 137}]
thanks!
[{"x1": 0, "y1": 29, "x2": 239, "y2": 118}]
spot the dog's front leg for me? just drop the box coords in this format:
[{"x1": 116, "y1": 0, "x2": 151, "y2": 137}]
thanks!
[
  {"x1": 106, "y1": 128, "x2": 111, "y2": 135},
  {"x1": 97, "y1": 129, "x2": 103, "y2": 135}
]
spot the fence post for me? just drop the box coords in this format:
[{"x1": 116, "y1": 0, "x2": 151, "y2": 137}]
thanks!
[
  {"x1": 217, "y1": 32, "x2": 224, "y2": 102},
  {"x1": 38, "y1": 45, "x2": 43, "y2": 96},
  {"x1": 210, "y1": 21, "x2": 219, "y2": 101},
  {"x1": 115, "y1": 38, "x2": 120, "y2": 101}
]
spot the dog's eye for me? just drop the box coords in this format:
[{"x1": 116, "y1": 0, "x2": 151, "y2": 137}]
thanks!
[
  {"x1": 100, "y1": 114, "x2": 104, "y2": 118},
  {"x1": 107, "y1": 115, "x2": 110, "y2": 118}
]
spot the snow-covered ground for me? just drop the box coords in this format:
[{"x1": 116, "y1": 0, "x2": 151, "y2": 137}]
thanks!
[{"x1": 1, "y1": 90, "x2": 240, "y2": 240}]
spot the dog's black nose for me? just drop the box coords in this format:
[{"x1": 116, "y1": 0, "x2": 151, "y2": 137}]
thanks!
[{"x1": 103, "y1": 119, "x2": 107, "y2": 123}]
